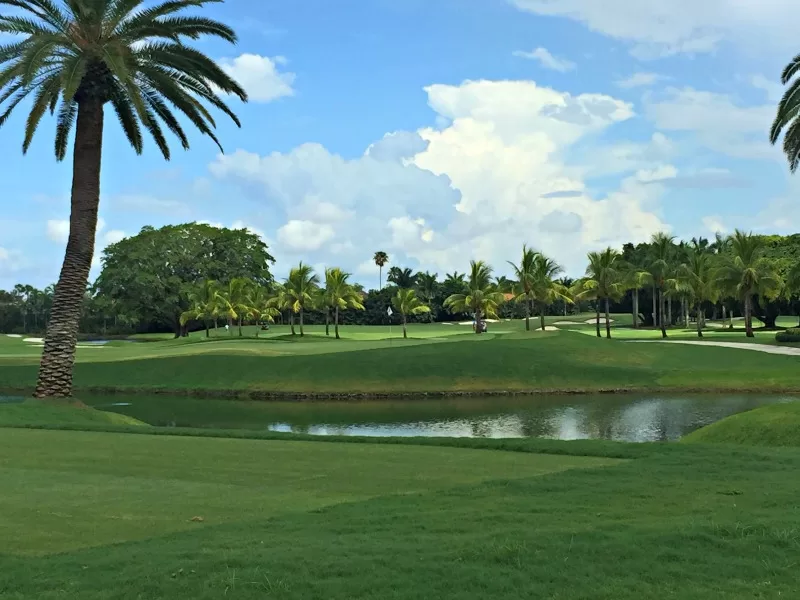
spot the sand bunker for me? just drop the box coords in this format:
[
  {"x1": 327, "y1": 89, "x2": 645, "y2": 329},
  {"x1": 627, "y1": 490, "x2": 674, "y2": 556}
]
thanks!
[
  {"x1": 584, "y1": 318, "x2": 614, "y2": 324},
  {"x1": 553, "y1": 321, "x2": 583, "y2": 325},
  {"x1": 6, "y1": 334, "x2": 21, "y2": 338},
  {"x1": 23, "y1": 337, "x2": 44, "y2": 343}
]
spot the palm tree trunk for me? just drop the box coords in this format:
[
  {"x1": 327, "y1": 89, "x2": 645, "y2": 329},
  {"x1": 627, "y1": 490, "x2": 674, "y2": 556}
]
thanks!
[
  {"x1": 300, "y1": 308, "x2": 305, "y2": 336},
  {"x1": 659, "y1": 289, "x2": 667, "y2": 339},
  {"x1": 525, "y1": 297, "x2": 531, "y2": 331},
  {"x1": 238, "y1": 317, "x2": 242, "y2": 337},
  {"x1": 667, "y1": 296, "x2": 672, "y2": 327},
  {"x1": 379, "y1": 266, "x2": 382, "y2": 290},
  {"x1": 214, "y1": 319, "x2": 218, "y2": 336},
  {"x1": 475, "y1": 309, "x2": 482, "y2": 335},
  {"x1": 335, "y1": 306, "x2": 340, "y2": 339},
  {"x1": 603, "y1": 297, "x2": 610, "y2": 338},
  {"x1": 205, "y1": 322, "x2": 209, "y2": 338},
  {"x1": 290, "y1": 312, "x2": 296, "y2": 336},
  {"x1": 402, "y1": 314, "x2": 408, "y2": 339},
  {"x1": 35, "y1": 98, "x2": 104, "y2": 398},
  {"x1": 540, "y1": 306, "x2": 546, "y2": 331},
  {"x1": 325, "y1": 308, "x2": 330, "y2": 336},
  {"x1": 696, "y1": 302, "x2": 703, "y2": 338},
  {"x1": 632, "y1": 289, "x2": 639, "y2": 329},
  {"x1": 745, "y1": 295, "x2": 754, "y2": 338},
  {"x1": 651, "y1": 284, "x2": 657, "y2": 328},
  {"x1": 595, "y1": 303, "x2": 601, "y2": 338}
]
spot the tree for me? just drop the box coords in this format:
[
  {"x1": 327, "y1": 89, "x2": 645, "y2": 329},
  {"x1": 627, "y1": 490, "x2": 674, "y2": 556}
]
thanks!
[
  {"x1": 0, "y1": 0, "x2": 247, "y2": 398},
  {"x1": 323, "y1": 268, "x2": 364, "y2": 339},
  {"x1": 94, "y1": 224, "x2": 274, "y2": 338},
  {"x1": 415, "y1": 272, "x2": 439, "y2": 322},
  {"x1": 268, "y1": 283, "x2": 295, "y2": 335},
  {"x1": 507, "y1": 245, "x2": 538, "y2": 331},
  {"x1": 179, "y1": 279, "x2": 220, "y2": 337},
  {"x1": 715, "y1": 230, "x2": 782, "y2": 337},
  {"x1": 285, "y1": 263, "x2": 320, "y2": 337},
  {"x1": 373, "y1": 251, "x2": 389, "y2": 290},
  {"x1": 246, "y1": 285, "x2": 279, "y2": 337},
  {"x1": 391, "y1": 289, "x2": 431, "y2": 338},
  {"x1": 387, "y1": 267, "x2": 416, "y2": 289},
  {"x1": 578, "y1": 248, "x2": 625, "y2": 339},
  {"x1": 770, "y1": 52, "x2": 800, "y2": 172},
  {"x1": 530, "y1": 253, "x2": 570, "y2": 331},
  {"x1": 623, "y1": 265, "x2": 651, "y2": 329},
  {"x1": 215, "y1": 278, "x2": 253, "y2": 337},
  {"x1": 678, "y1": 251, "x2": 717, "y2": 338},
  {"x1": 444, "y1": 261, "x2": 505, "y2": 334},
  {"x1": 648, "y1": 233, "x2": 676, "y2": 338}
]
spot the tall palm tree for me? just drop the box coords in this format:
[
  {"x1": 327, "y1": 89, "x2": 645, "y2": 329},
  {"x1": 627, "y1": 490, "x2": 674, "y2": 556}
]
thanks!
[
  {"x1": 391, "y1": 288, "x2": 430, "y2": 339},
  {"x1": 578, "y1": 248, "x2": 625, "y2": 339},
  {"x1": 507, "y1": 245, "x2": 538, "y2": 331},
  {"x1": 387, "y1": 266, "x2": 416, "y2": 289},
  {"x1": 215, "y1": 278, "x2": 253, "y2": 337},
  {"x1": 770, "y1": 53, "x2": 800, "y2": 172},
  {"x1": 323, "y1": 268, "x2": 364, "y2": 339},
  {"x1": 267, "y1": 282, "x2": 295, "y2": 335},
  {"x1": 648, "y1": 233, "x2": 676, "y2": 338},
  {"x1": 622, "y1": 264, "x2": 650, "y2": 330},
  {"x1": 285, "y1": 263, "x2": 320, "y2": 337},
  {"x1": 678, "y1": 251, "x2": 717, "y2": 338},
  {"x1": 179, "y1": 279, "x2": 219, "y2": 337},
  {"x1": 0, "y1": 0, "x2": 247, "y2": 398},
  {"x1": 373, "y1": 251, "x2": 389, "y2": 290},
  {"x1": 247, "y1": 285, "x2": 279, "y2": 338},
  {"x1": 444, "y1": 261, "x2": 505, "y2": 334},
  {"x1": 531, "y1": 253, "x2": 571, "y2": 331},
  {"x1": 415, "y1": 271, "x2": 438, "y2": 322},
  {"x1": 715, "y1": 230, "x2": 782, "y2": 337}
]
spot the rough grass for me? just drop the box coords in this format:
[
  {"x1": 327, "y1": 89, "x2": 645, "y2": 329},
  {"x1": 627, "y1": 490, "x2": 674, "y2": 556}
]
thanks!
[
  {"x1": 683, "y1": 401, "x2": 800, "y2": 447},
  {"x1": 0, "y1": 402, "x2": 147, "y2": 428},
  {"x1": 2, "y1": 426, "x2": 800, "y2": 598}
]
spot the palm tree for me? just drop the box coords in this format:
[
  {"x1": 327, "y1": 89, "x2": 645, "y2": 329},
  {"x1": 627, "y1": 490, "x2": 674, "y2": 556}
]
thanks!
[
  {"x1": 444, "y1": 261, "x2": 505, "y2": 334},
  {"x1": 679, "y1": 251, "x2": 718, "y2": 338},
  {"x1": 507, "y1": 245, "x2": 538, "y2": 331},
  {"x1": 247, "y1": 285, "x2": 279, "y2": 338},
  {"x1": 770, "y1": 53, "x2": 800, "y2": 172},
  {"x1": 391, "y1": 289, "x2": 431, "y2": 338},
  {"x1": 648, "y1": 233, "x2": 676, "y2": 338},
  {"x1": 531, "y1": 253, "x2": 571, "y2": 331},
  {"x1": 215, "y1": 278, "x2": 253, "y2": 337},
  {"x1": 415, "y1": 272, "x2": 438, "y2": 322},
  {"x1": 179, "y1": 279, "x2": 219, "y2": 337},
  {"x1": 285, "y1": 263, "x2": 320, "y2": 337},
  {"x1": 578, "y1": 248, "x2": 625, "y2": 339},
  {"x1": 715, "y1": 230, "x2": 782, "y2": 337},
  {"x1": 267, "y1": 283, "x2": 295, "y2": 335},
  {"x1": 373, "y1": 251, "x2": 389, "y2": 290},
  {"x1": 323, "y1": 268, "x2": 364, "y2": 339},
  {"x1": 0, "y1": 0, "x2": 247, "y2": 398},
  {"x1": 387, "y1": 266, "x2": 416, "y2": 289},
  {"x1": 623, "y1": 264, "x2": 651, "y2": 330}
]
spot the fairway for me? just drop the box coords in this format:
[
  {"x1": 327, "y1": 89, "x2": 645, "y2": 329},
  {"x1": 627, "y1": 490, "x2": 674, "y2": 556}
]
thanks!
[{"x1": 0, "y1": 429, "x2": 617, "y2": 555}]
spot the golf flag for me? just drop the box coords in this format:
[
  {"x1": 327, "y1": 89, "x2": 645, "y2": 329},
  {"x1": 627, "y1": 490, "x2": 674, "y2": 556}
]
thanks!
[{"x1": 387, "y1": 306, "x2": 393, "y2": 316}]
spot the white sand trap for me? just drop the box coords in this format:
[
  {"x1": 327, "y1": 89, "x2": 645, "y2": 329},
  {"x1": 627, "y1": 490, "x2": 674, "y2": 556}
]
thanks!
[
  {"x1": 76, "y1": 345, "x2": 106, "y2": 349},
  {"x1": 23, "y1": 337, "x2": 44, "y2": 343},
  {"x1": 584, "y1": 318, "x2": 614, "y2": 324},
  {"x1": 484, "y1": 319, "x2": 500, "y2": 323},
  {"x1": 458, "y1": 321, "x2": 473, "y2": 325},
  {"x1": 553, "y1": 321, "x2": 583, "y2": 325},
  {"x1": 629, "y1": 340, "x2": 800, "y2": 356},
  {"x1": 541, "y1": 326, "x2": 559, "y2": 331},
  {"x1": 6, "y1": 334, "x2": 21, "y2": 338},
  {"x1": 442, "y1": 322, "x2": 453, "y2": 325}
]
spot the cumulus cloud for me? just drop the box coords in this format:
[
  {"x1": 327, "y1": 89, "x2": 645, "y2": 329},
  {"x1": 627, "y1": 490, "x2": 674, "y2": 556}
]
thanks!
[
  {"x1": 513, "y1": 47, "x2": 576, "y2": 72},
  {"x1": 702, "y1": 215, "x2": 727, "y2": 235},
  {"x1": 210, "y1": 78, "x2": 668, "y2": 278},
  {"x1": 509, "y1": 0, "x2": 798, "y2": 58},
  {"x1": 218, "y1": 54, "x2": 295, "y2": 102},
  {"x1": 616, "y1": 72, "x2": 669, "y2": 89}
]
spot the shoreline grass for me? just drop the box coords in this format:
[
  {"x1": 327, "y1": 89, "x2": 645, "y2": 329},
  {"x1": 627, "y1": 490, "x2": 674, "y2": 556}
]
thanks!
[{"x1": 683, "y1": 401, "x2": 800, "y2": 447}]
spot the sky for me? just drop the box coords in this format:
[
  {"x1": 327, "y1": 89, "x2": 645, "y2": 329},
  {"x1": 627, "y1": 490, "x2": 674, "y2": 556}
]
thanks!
[{"x1": 1, "y1": 0, "x2": 799, "y2": 290}]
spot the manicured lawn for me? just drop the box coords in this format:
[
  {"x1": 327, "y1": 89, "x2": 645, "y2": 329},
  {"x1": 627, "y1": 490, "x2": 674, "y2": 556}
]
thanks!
[
  {"x1": 2, "y1": 426, "x2": 800, "y2": 598},
  {"x1": 0, "y1": 402, "x2": 146, "y2": 428},
  {"x1": 683, "y1": 401, "x2": 800, "y2": 447}
]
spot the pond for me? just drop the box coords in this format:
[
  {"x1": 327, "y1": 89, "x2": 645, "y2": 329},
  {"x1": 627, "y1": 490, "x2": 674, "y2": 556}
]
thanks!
[{"x1": 74, "y1": 392, "x2": 797, "y2": 443}]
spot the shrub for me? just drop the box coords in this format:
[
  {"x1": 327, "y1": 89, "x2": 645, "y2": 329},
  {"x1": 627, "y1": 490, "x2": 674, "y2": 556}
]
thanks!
[{"x1": 775, "y1": 328, "x2": 800, "y2": 343}]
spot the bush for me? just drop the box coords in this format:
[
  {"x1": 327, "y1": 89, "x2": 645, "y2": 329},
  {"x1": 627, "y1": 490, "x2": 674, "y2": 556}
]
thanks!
[{"x1": 775, "y1": 328, "x2": 800, "y2": 343}]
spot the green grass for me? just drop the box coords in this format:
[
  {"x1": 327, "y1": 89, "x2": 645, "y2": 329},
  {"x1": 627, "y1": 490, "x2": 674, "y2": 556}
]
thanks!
[
  {"x1": 2, "y1": 426, "x2": 800, "y2": 598},
  {"x1": 0, "y1": 401, "x2": 147, "y2": 428},
  {"x1": 683, "y1": 401, "x2": 800, "y2": 447}
]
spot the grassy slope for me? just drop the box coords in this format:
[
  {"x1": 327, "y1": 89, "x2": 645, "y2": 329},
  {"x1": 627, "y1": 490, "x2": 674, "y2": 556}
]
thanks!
[
  {"x1": 683, "y1": 402, "x2": 800, "y2": 447},
  {"x1": 2, "y1": 428, "x2": 800, "y2": 598},
  {"x1": 1, "y1": 329, "x2": 800, "y2": 395},
  {"x1": 0, "y1": 402, "x2": 146, "y2": 427}
]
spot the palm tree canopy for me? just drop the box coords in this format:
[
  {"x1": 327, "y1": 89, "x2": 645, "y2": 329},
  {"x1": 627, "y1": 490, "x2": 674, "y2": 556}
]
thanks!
[
  {"x1": 715, "y1": 230, "x2": 782, "y2": 301},
  {"x1": 507, "y1": 245, "x2": 538, "y2": 297},
  {"x1": 648, "y1": 232, "x2": 677, "y2": 285},
  {"x1": 678, "y1": 250, "x2": 718, "y2": 303},
  {"x1": 373, "y1": 251, "x2": 389, "y2": 267},
  {"x1": 215, "y1": 277, "x2": 252, "y2": 320},
  {"x1": 577, "y1": 248, "x2": 626, "y2": 301},
  {"x1": 392, "y1": 288, "x2": 430, "y2": 316},
  {"x1": 0, "y1": 0, "x2": 246, "y2": 160},
  {"x1": 324, "y1": 267, "x2": 364, "y2": 311},
  {"x1": 284, "y1": 262, "x2": 320, "y2": 312},
  {"x1": 386, "y1": 266, "x2": 416, "y2": 288},
  {"x1": 444, "y1": 260, "x2": 505, "y2": 318},
  {"x1": 770, "y1": 53, "x2": 800, "y2": 172}
]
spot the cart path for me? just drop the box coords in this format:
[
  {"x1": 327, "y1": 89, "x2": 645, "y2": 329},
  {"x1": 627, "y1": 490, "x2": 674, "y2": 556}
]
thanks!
[{"x1": 628, "y1": 340, "x2": 800, "y2": 356}]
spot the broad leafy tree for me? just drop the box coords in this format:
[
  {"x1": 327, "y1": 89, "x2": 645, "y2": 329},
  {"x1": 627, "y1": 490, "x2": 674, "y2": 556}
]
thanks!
[
  {"x1": 391, "y1": 288, "x2": 430, "y2": 338},
  {"x1": 0, "y1": 0, "x2": 247, "y2": 397}
]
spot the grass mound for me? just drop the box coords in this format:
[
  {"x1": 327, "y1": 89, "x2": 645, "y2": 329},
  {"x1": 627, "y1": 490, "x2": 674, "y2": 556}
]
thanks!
[
  {"x1": 0, "y1": 401, "x2": 148, "y2": 428},
  {"x1": 683, "y1": 401, "x2": 800, "y2": 447}
]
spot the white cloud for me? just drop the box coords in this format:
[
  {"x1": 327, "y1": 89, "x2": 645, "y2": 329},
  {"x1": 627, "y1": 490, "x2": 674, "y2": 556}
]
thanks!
[
  {"x1": 702, "y1": 215, "x2": 727, "y2": 235},
  {"x1": 513, "y1": 47, "x2": 576, "y2": 72},
  {"x1": 46, "y1": 220, "x2": 70, "y2": 243},
  {"x1": 750, "y1": 74, "x2": 784, "y2": 103},
  {"x1": 0, "y1": 247, "x2": 24, "y2": 275},
  {"x1": 616, "y1": 72, "x2": 668, "y2": 89},
  {"x1": 509, "y1": 0, "x2": 798, "y2": 58},
  {"x1": 211, "y1": 78, "x2": 667, "y2": 278},
  {"x1": 218, "y1": 54, "x2": 295, "y2": 102}
]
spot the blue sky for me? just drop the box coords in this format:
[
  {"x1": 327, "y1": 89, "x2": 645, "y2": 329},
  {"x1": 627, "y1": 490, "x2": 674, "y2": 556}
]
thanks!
[{"x1": 1, "y1": 0, "x2": 798, "y2": 289}]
